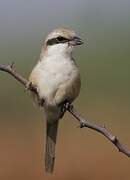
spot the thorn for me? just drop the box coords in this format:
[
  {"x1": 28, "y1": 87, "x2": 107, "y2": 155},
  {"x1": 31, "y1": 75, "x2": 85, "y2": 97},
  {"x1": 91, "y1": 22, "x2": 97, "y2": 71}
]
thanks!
[
  {"x1": 111, "y1": 136, "x2": 116, "y2": 142},
  {"x1": 10, "y1": 62, "x2": 15, "y2": 70},
  {"x1": 80, "y1": 121, "x2": 85, "y2": 128}
]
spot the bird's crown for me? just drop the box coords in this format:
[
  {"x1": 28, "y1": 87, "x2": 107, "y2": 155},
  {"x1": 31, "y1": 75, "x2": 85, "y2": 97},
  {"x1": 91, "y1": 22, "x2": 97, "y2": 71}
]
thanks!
[{"x1": 45, "y1": 27, "x2": 76, "y2": 43}]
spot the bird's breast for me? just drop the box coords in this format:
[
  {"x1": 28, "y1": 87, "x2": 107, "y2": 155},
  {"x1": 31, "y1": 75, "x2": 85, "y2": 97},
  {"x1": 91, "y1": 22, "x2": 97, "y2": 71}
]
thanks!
[{"x1": 31, "y1": 55, "x2": 79, "y2": 105}]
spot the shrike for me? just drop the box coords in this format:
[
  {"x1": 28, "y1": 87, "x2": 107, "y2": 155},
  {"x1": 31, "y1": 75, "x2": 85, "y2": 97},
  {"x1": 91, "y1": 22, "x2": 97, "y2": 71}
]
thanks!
[{"x1": 29, "y1": 27, "x2": 83, "y2": 173}]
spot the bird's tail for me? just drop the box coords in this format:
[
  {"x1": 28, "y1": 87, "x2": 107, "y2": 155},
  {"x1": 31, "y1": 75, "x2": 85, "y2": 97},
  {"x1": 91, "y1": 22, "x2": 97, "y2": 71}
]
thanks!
[{"x1": 45, "y1": 119, "x2": 59, "y2": 173}]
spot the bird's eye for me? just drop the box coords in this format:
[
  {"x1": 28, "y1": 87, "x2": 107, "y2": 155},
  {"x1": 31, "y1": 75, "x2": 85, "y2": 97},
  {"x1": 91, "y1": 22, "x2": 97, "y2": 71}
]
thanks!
[
  {"x1": 46, "y1": 36, "x2": 69, "y2": 46},
  {"x1": 56, "y1": 36, "x2": 67, "y2": 42}
]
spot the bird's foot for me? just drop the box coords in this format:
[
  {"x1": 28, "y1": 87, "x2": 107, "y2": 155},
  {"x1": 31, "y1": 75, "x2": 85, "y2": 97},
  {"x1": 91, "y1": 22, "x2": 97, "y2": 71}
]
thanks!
[
  {"x1": 64, "y1": 101, "x2": 73, "y2": 110},
  {"x1": 38, "y1": 98, "x2": 45, "y2": 107},
  {"x1": 59, "y1": 100, "x2": 72, "y2": 119}
]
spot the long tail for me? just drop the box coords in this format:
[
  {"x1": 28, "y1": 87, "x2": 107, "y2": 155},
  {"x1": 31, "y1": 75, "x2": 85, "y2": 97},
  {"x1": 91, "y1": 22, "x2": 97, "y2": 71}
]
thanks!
[{"x1": 45, "y1": 119, "x2": 59, "y2": 173}]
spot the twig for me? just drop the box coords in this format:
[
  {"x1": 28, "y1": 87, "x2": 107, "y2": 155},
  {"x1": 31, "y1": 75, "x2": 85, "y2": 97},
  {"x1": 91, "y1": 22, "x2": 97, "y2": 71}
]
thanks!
[
  {"x1": 0, "y1": 63, "x2": 37, "y2": 93},
  {"x1": 67, "y1": 105, "x2": 130, "y2": 157},
  {"x1": 0, "y1": 63, "x2": 130, "y2": 157}
]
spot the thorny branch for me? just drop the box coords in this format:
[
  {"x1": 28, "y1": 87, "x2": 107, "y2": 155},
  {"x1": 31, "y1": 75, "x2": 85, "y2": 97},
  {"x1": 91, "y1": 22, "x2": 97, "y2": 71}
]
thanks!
[{"x1": 0, "y1": 63, "x2": 130, "y2": 157}]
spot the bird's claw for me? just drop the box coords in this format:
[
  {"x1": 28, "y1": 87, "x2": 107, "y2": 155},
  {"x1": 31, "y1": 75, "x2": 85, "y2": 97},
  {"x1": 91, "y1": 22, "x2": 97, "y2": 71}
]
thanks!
[
  {"x1": 62, "y1": 101, "x2": 72, "y2": 112},
  {"x1": 38, "y1": 98, "x2": 45, "y2": 107},
  {"x1": 64, "y1": 102, "x2": 73, "y2": 110},
  {"x1": 59, "y1": 101, "x2": 72, "y2": 119}
]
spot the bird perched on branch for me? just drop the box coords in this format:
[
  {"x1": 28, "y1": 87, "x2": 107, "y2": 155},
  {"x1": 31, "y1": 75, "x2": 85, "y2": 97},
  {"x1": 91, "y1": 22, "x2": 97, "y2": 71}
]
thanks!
[{"x1": 29, "y1": 27, "x2": 83, "y2": 173}]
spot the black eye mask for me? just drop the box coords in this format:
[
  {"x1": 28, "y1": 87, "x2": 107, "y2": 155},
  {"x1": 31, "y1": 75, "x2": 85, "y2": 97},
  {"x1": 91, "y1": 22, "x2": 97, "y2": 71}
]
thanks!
[{"x1": 46, "y1": 36, "x2": 70, "y2": 46}]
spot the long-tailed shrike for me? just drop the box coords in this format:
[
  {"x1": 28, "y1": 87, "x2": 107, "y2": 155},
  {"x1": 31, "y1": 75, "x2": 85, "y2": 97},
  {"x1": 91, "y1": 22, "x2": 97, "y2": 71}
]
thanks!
[{"x1": 29, "y1": 27, "x2": 83, "y2": 173}]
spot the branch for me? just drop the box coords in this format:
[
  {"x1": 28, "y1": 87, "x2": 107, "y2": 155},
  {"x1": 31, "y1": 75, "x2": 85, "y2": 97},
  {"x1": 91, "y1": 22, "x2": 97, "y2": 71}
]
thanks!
[
  {"x1": 0, "y1": 63, "x2": 37, "y2": 93},
  {"x1": 67, "y1": 105, "x2": 130, "y2": 157},
  {"x1": 0, "y1": 63, "x2": 130, "y2": 157}
]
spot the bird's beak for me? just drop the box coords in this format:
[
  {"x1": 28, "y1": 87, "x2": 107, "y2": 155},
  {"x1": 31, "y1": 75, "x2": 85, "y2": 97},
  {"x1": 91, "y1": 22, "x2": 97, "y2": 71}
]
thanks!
[{"x1": 69, "y1": 36, "x2": 84, "y2": 46}]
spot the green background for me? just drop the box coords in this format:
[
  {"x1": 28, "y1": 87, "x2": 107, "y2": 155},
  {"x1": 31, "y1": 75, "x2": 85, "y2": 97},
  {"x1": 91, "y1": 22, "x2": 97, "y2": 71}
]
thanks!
[{"x1": 0, "y1": 0, "x2": 130, "y2": 179}]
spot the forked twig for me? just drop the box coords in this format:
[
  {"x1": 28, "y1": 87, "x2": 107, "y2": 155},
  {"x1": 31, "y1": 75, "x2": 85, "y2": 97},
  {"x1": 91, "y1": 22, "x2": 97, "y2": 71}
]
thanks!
[{"x1": 0, "y1": 63, "x2": 130, "y2": 157}]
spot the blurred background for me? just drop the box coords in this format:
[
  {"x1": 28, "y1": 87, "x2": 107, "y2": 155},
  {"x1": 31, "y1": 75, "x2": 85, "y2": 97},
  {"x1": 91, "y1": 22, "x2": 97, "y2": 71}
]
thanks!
[{"x1": 0, "y1": 0, "x2": 130, "y2": 179}]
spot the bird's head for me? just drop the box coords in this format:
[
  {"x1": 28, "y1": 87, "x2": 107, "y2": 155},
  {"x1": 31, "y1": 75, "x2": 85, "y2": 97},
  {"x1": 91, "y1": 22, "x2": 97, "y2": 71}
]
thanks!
[{"x1": 43, "y1": 27, "x2": 83, "y2": 56}]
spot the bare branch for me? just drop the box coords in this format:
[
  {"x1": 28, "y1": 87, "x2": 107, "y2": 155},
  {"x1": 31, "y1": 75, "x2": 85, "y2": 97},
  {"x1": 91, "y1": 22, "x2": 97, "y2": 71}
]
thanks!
[
  {"x1": 67, "y1": 105, "x2": 130, "y2": 157},
  {"x1": 0, "y1": 63, "x2": 130, "y2": 157},
  {"x1": 0, "y1": 63, "x2": 37, "y2": 93}
]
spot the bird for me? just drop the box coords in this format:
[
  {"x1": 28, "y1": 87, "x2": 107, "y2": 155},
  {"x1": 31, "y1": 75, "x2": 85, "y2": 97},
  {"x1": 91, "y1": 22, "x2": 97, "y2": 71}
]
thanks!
[{"x1": 29, "y1": 27, "x2": 83, "y2": 173}]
